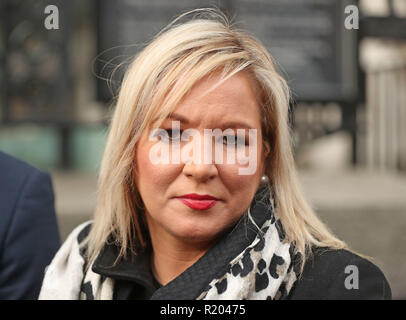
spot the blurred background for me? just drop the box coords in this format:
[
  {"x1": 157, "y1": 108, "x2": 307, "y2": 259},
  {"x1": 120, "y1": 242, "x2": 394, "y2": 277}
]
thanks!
[{"x1": 0, "y1": 0, "x2": 405, "y2": 298}]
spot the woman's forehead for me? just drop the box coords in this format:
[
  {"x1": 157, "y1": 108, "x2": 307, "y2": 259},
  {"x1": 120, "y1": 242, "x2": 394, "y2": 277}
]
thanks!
[{"x1": 150, "y1": 71, "x2": 262, "y2": 129}]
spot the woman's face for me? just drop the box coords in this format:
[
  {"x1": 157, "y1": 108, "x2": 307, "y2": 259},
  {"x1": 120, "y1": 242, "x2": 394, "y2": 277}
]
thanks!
[{"x1": 135, "y1": 71, "x2": 266, "y2": 246}]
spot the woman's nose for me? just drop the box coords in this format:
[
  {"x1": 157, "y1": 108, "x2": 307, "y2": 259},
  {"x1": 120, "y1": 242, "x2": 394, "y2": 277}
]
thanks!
[
  {"x1": 182, "y1": 161, "x2": 218, "y2": 182},
  {"x1": 181, "y1": 134, "x2": 218, "y2": 182}
]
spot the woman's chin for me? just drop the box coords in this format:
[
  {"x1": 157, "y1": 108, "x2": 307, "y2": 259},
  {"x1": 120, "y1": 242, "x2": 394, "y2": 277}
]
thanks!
[{"x1": 167, "y1": 223, "x2": 226, "y2": 246}]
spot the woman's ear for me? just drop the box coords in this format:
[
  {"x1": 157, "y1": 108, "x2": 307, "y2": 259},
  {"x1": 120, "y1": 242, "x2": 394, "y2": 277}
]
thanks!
[
  {"x1": 263, "y1": 141, "x2": 271, "y2": 158},
  {"x1": 261, "y1": 141, "x2": 271, "y2": 174}
]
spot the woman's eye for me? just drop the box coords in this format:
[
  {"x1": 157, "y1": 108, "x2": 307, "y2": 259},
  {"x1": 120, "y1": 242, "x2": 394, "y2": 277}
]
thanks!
[
  {"x1": 162, "y1": 129, "x2": 182, "y2": 142},
  {"x1": 217, "y1": 135, "x2": 247, "y2": 147}
]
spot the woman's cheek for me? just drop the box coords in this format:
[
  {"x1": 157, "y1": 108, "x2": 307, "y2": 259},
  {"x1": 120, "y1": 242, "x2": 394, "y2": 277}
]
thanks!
[{"x1": 217, "y1": 163, "x2": 259, "y2": 193}]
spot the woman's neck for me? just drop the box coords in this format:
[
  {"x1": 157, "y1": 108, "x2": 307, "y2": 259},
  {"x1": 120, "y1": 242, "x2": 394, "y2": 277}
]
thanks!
[{"x1": 149, "y1": 233, "x2": 215, "y2": 286}]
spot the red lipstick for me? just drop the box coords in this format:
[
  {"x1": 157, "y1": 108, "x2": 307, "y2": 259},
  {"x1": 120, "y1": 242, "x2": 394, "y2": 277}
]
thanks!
[{"x1": 176, "y1": 193, "x2": 218, "y2": 210}]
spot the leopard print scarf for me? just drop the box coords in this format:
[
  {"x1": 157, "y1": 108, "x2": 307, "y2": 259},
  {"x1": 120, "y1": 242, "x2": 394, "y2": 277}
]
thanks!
[{"x1": 198, "y1": 211, "x2": 299, "y2": 300}]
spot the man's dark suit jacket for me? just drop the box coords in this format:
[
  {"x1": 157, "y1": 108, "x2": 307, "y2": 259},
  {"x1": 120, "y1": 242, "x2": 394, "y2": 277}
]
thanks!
[{"x1": 0, "y1": 151, "x2": 60, "y2": 299}]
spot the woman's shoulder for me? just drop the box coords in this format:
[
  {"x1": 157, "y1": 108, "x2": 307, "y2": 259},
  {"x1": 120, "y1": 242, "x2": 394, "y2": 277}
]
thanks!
[
  {"x1": 38, "y1": 221, "x2": 93, "y2": 299},
  {"x1": 287, "y1": 247, "x2": 392, "y2": 300},
  {"x1": 64, "y1": 221, "x2": 93, "y2": 249},
  {"x1": 75, "y1": 220, "x2": 93, "y2": 244}
]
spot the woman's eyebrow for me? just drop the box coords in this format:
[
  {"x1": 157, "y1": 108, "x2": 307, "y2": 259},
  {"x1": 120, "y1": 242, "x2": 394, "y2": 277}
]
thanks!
[
  {"x1": 153, "y1": 113, "x2": 255, "y2": 129},
  {"x1": 152, "y1": 113, "x2": 190, "y2": 125},
  {"x1": 218, "y1": 121, "x2": 255, "y2": 129}
]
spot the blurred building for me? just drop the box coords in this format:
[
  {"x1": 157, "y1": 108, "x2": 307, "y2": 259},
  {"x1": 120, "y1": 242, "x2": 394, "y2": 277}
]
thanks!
[{"x1": 1, "y1": 0, "x2": 405, "y2": 172}]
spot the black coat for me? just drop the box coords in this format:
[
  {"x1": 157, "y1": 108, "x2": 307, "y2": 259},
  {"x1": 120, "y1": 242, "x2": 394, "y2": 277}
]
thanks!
[
  {"x1": 0, "y1": 151, "x2": 60, "y2": 299},
  {"x1": 287, "y1": 247, "x2": 391, "y2": 299},
  {"x1": 90, "y1": 230, "x2": 392, "y2": 300}
]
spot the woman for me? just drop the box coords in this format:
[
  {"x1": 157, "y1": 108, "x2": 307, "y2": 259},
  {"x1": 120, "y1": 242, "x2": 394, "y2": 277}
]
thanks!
[{"x1": 39, "y1": 9, "x2": 391, "y2": 300}]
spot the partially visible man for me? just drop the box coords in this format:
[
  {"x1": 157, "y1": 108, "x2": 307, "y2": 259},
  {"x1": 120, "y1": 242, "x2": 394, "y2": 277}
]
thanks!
[{"x1": 0, "y1": 151, "x2": 60, "y2": 299}]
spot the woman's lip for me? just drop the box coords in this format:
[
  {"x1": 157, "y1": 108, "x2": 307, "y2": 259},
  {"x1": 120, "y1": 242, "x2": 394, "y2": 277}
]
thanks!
[
  {"x1": 177, "y1": 198, "x2": 217, "y2": 210},
  {"x1": 178, "y1": 193, "x2": 218, "y2": 200}
]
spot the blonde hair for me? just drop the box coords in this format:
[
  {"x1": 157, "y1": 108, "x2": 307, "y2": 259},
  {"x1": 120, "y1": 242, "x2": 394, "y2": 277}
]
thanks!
[{"x1": 84, "y1": 8, "x2": 348, "y2": 272}]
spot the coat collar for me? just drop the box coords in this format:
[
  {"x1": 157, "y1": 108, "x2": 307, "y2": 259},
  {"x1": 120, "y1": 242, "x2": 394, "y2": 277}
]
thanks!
[{"x1": 92, "y1": 185, "x2": 273, "y2": 299}]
